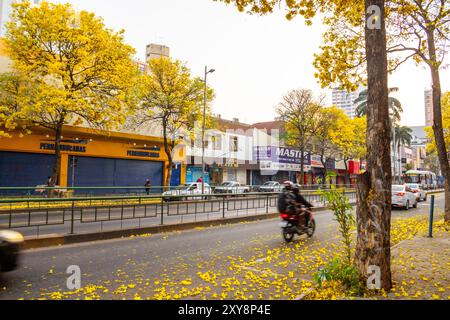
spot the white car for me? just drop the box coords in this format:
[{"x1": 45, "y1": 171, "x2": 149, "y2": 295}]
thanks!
[
  {"x1": 214, "y1": 181, "x2": 250, "y2": 194},
  {"x1": 162, "y1": 182, "x2": 212, "y2": 201},
  {"x1": 406, "y1": 183, "x2": 427, "y2": 202},
  {"x1": 258, "y1": 181, "x2": 283, "y2": 193},
  {"x1": 391, "y1": 185, "x2": 418, "y2": 210}
]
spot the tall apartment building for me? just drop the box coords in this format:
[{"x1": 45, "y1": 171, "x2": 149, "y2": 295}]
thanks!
[
  {"x1": 331, "y1": 86, "x2": 364, "y2": 118},
  {"x1": 0, "y1": 0, "x2": 40, "y2": 36},
  {"x1": 424, "y1": 89, "x2": 433, "y2": 126},
  {"x1": 146, "y1": 43, "x2": 170, "y2": 61}
]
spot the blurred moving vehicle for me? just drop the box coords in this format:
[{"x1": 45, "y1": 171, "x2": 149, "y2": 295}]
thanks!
[
  {"x1": 279, "y1": 205, "x2": 315, "y2": 243},
  {"x1": 406, "y1": 183, "x2": 427, "y2": 202},
  {"x1": 214, "y1": 181, "x2": 250, "y2": 194},
  {"x1": 162, "y1": 182, "x2": 212, "y2": 201},
  {"x1": 0, "y1": 229, "x2": 24, "y2": 272},
  {"x1": 405, "y1": 170, "x2": 437, "y2": 190},
  {"x1": 391, "y1": 185, "x2": 417, "y2": 210},
  {"x1": 258, "y1": 181, "x2": 283, "y2": 193}
]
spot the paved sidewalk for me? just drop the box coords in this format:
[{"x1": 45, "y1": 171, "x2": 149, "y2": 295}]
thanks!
[{"x1": 388, "y1": 222, "x2": 450, "y2": 299}]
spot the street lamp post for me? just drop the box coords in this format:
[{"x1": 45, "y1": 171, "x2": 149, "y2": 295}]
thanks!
[
  {"x1": 393, "y1": 126, "x2": 396, "y2": 183},
  {"x1": 202, "y1": 66, "x2": 215, "y2": 195}
]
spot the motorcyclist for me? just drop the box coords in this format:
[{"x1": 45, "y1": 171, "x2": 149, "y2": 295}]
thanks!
[
  {"x1": 292, "y1": 185, "x2": 313, "y2": 228},
  {"x1": 278, "y1": 181, "x2": 313, "y2": 228},
  {"x1": 277, "y1": 181, "x2": 297, "y2": 214}
]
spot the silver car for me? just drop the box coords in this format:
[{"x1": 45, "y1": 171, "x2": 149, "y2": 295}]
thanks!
[
  {"x1": 214, "y1": 181, "x2": 250, "y2": 194},
  {"x1": 406, "y1": 183, "x2": 427, "y2": 202},
  {"x1": 258, "y1": 181, "x2": 283, "y2": 193},
  {"x1": 391, "y1": 185, "x2": 417, "y2": 210}
]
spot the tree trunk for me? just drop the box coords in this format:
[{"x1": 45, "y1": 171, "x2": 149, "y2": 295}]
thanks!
[
  {"x1": 51, "y1": 124, "x2": 63, "y2": 186},
  {"x1": 320, "y1": 154, "x2": 328, "y2": 186},
  {"x1": 162, "y1": 121, "x2": 173, "y2": 191},
  {"x1": 165, "y1": 158, "x2": 173, "y2": 189},
  {"x1": 398, "y1": 142, "x2": 402, "y2": 183},
  {"x1": 300, "y1": 148, "x2": 305, "y2": 186},
  {"x1": 355, "y1": 0, "x2": 392, "y2": 291},
  {"x1": 427, "y1": 30, "x2": 450, "y2": 222}
]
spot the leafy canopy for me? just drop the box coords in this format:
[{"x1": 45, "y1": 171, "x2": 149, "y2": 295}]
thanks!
[
  {"x1": 426, "y1": 92, "x2": 450, "y2": 153},
  {"x1": 0, "y1": 1, "x2": 138, "y2": 133}
]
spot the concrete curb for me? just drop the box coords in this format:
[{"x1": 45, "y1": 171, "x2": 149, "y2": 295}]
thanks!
[{"x1": 22, "y1": 204, "x2": 352, "y2": 250}]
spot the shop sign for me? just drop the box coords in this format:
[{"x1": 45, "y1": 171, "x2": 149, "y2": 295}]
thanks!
[
  {"x1": 348, "y1": 160, "x2": 360, "y2": 174},
  {"x1": 254, "y1": 146, "x2": 310, "y2": 165},
  {"x1": 40, "y1": 143, "x2": 86, "y2": 153},
  {"x1": 127, "y1": 150, "x2": 160, "y2": 158},
  {"x1": 218, "y1": 158, "x2": 239, "y2": 168},
  {"x1": 259, "y1": 161, "x2": 311, "y2": 172}
]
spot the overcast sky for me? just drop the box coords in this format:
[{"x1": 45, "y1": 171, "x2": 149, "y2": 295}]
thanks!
[{"x1": 54, "y1": 0, "x2": 450, "y2": 126}]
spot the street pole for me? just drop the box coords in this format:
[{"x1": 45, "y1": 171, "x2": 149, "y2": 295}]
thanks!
[
  {"x1": 202, "y1": 66, "x2": 207, "y2": 195},
  {"x1": 201, "y1": 66, "x2": 214, "y2": 194},
  {"x1": 428, "y1": 195, "x2": 435, "y2": 238},
  {"x1": 393, "y1": 126, "x2": 396, "y2": 183}
]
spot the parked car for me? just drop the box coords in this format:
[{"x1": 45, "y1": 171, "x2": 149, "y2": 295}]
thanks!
[
  {"x1": 0, "y1": 229, "x2": 24, "y2": 272},
  {"x1": 162, "y1": 182, "x2": 212, "y2": 201},
  {"x1": 406, "y1": 183, "x2": 427, "y2": 202},
  {"x1": 258, "y1": 181, "x2": 283, "y2": 193},
  {"x1": 214, "y1": 181, "x2": 250, "y2": 194},
  {"x1": 391, "y1": 185, "x2": 417, "y2": 210}
]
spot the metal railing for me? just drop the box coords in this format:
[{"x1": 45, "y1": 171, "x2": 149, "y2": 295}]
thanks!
[
  {"x1": 0, "y1": 190, "x2": 357, "y2": 237},
  {"x1": 0, "y1": 184, "x2": 356, "y2": 198}
]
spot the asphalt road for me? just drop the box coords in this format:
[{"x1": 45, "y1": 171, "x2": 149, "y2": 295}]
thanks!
[
  {"x1": 0, "y1": 194, "x2": 443, "y2": 300},
  {"x1": 0, "y1": 195, "x2": 329, "y2": 237}
]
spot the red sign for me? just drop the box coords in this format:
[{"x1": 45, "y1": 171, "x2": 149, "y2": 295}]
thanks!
[{"x1": 348, "y1": 160, "x2": 360, "y2": 174}]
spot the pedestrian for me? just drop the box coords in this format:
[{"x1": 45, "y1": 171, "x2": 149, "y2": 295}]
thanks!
[{"x1": 144, "y1": 179, "x2": 151, "y2": 195}]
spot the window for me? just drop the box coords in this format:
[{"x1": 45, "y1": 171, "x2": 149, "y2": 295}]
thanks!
[
  {"x1": 211, "y1": 135, "x2": 222, "y2": 150},
  {"x1": 230, "y1": 136, "x2": 238, "y2": 152},
  {"x1": 227, "y1": 169, "x2": 237, "y2": 181}
]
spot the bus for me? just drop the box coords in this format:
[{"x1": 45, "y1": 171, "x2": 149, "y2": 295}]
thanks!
[{"x1": 405, "y1": 170, "x2": 437, "y2": 190}]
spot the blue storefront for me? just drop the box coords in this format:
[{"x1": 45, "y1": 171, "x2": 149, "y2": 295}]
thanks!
[
  {"x1": 185, "y1": 165, "x2": 210, "y2": 184},
  {"x1": 0, "y1": 151, "x2": 54, "y2": 192},
  {"x1": 68, "y1": 156, "x2": 164, "y2": 193}
]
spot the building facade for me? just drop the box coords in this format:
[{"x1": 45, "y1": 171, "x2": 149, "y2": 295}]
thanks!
[
  {"x1": 331, "y1": 87, "x2": 364, "y2": 119},
  {"x1": 146, "y1": 43, "x2": 170, "y2": 61},
  {"x1": 0, "y1": 126, "x2": 186, "y2": 191},
  {"x1": 185, "y1": 118, "x2": 254, "y2": 185}
]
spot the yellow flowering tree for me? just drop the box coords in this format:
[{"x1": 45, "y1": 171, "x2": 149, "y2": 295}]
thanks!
[
  {"x1": 0, "y1": 1, "x2": 138, "y2": 185},
  {"x1": 132, "y1": 57, "x2": 214, "y2": 187},
  {"x1": 328, "y1": 112, "x2": 367, "y2": 185},
  {"x1": 312, "y1": 0, "x2": 450, "y2": 222},
  {"x1": 426, "y1": 92, "x2": 450, "y2": 154},
  {"x1": 313, "y1": 106, "x2": 346, "y2": 184},
  {"x1": 214, "y1": 0, "x2": 393, "y2": 291},
  {"x1": 276, "y1": 88, "x2": 325, "y2": 184}
]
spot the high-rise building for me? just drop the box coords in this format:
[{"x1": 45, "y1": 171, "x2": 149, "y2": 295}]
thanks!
[
  {"x1": 424, "y1": 89, "x2": 433, "y2": 126},
  {"x1": 0, "y1": 0, "x2": 40, "y2": 36},
  {"x1": 331, "y1": 86, "x2": 364, "y2": 118},
  {"x1": 146, "y1": 43, "x2": 170, "y2": 61}
]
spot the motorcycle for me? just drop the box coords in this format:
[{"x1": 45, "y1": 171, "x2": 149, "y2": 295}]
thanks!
[{"x1": 279, "y1": 206, "x2": 316, "y2": 243}]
